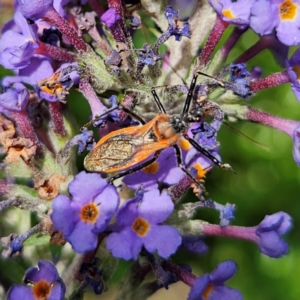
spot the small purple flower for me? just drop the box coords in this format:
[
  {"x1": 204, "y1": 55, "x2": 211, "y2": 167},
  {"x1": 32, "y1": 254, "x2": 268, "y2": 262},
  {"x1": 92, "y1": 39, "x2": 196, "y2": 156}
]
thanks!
[
  {"x1": 164, "y1": 6, "x2": 191, "y2": 41},
  {"x1": 250, "y1": 0, "x2": 300, "y2": 46},
  {"x1": 223, "y1": 63, "x2": 252, "y2": 99},
  {"x1": 250, "y1": 66, "x2": 263, "y2": 79},
  {"x1": 203, "y1": 211, "x2": 292, "y2": 258},
  {"x1": 61, "y1": 128, "x2": 95, "y2": 156},
  {"x1": 209, "y1": 0, "x2": 256, "y2": 25},
  {"x1": 256, "y1": 212, "x2": 292, "y2": 258},
  {"x1": 183, "y1": 123, "x2": 221, "y2": 176},
  {"x1": 101, "y1": 8, "x2": 121, "y2": 28},
  {"x1": 1, "y1": 224, "x2": 41, "y2": 258},
  {"x1": 181, "y1": 236, "x2": 208, "y2": 254},
  {"x1": 123, "y1": 148, "x2": 185, "y2": 190},
  {"x1": 204, "y1": 200, "x2": 235, "y2": 227},
  {"x1": 36, "y1": 63, "x2": 82, "y2": 103},
  {"x1": 188, "y1": 260, "x2": 243, "y2": 300},
  {"x1": 7, "y1": 260, "x2": 66, "y2": 300},
  {"x1": 292, "y1": 124, "x2": 300, "y2": 165},
  {"x1": 229, "y1": 63, "x2": 251, "y2": 81},
  {"x1": 286, "y1": 47, "x2": 300, "y2": 101},
  {"x1": 136, "y1": 43, "x2": 163, "y2": 66},
  {"x1": 107, "y1": 95, "x2": 120, "y2": 123},
  {"x1": 0, "y1": 234, "x2": 23, "y2": 258},
  {"x1": 51, "y1": 171, "x2": 120, "y2": 253},
  {"x1": 0, "y1": 83, "x2": 29, "y2": 112},
  {"x1": 0, "y1": 10, "x2": 38, "y2": 70},
  {"x1": 106, "y1": 187, "x2": 182, "y2": 260}
]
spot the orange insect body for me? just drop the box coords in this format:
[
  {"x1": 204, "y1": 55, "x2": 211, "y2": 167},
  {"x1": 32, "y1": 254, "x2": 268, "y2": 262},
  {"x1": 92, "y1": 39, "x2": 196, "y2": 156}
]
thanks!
[
  {"x1": 83, "y1": 72, "x2": 231, "y2": 180},
  {"x1": 84, "y1": 113, "x2": 182, "y2": 173}
]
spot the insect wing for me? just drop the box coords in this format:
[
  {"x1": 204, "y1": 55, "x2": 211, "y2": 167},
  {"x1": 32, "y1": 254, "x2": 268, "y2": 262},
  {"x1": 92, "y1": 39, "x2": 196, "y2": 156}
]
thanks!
[{"x1": 84, "y1": 120, "x2": 170, "y2": 173}]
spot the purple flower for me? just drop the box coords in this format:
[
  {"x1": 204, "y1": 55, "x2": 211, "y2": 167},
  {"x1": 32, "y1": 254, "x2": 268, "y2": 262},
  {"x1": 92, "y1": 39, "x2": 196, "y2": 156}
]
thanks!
[
  {"x1": 1, "y1": 57, "x2": 54, "y2": 105},
  {"x1": 136, "y1": 43, "x2": 163, "y2": 66},
  {"x1": 292, "y1": 124, "x2": 300, "y2": 165},
  {"x1": 0, "y1": 224, "x2": 41, "y2": 258},
  {"x1": 188, "y1": 260, "x2": 242, "y2": 300},
  {"x1": 106, "y1": 187, "x2": 182, "y2": 260},
  {"x1": 18, "y1": 0, "x2": 54, "y2": 20},
  {"x1": 183, "y1": 123, "x2": 221, "y2": 177},
  {"x1": 123, "y1": 148, "x2": 185, "y2": 189},
  {"x1": 245, "y1": 107, "x2": 300, "y2": 165},
  {"x1": 208, "y1": 0, "x2": 256, "y2": 25},
  {"x1": 0, "y1": 83, "x2": 29, "y2": 112},
  {"x1": 7, "y1": 260, "x2": 66, "y2": 300},
  {"x1": 36, "y1": 63, "x2": 82, "y2": 103},
  {"x1": 101, "y1": 8, "x2": 121, "y2": 28},
  {"x1": 250, "y1": 0, "x2": 300, "y2": 46},
  {"x1": 286, "y1": 48, "x2": 300, "y2": 101},
  {"x1": 181, "y1": 236, "x2": 208, "y2": 254},
  {"x1": 106, "y1": 95, "x2": 120, "y2": 123},
  {"x1": 0, "y1": 10, "x2": 38, "y2": 70},
  {"x1": 164, "y1": 6, "x2": 191, "y2": 41},
  {"x1": 205, "y1": 200, "x2": 235, "y2": 227},
  {"x1": 51, "y1": 171, "x2": 120, "y2": 253},
  {"x1": 256, "y1": 212, "x2": 292, "y2": 258},
  {"x1": 19, "y1": 56, "x2": 54, "y2": 85},
  {"x1": 0, "y1": 234, "x2": 23, "y2": 258},
  {"x1": 229, "y1": 63, "x2": 251, "y2": 81},
  {"x1": 203, "y1": 211, "x2": 292, "y2": 258},
  {"x1": 62, "y1": 128, "x2": 95, "y2": 155}
]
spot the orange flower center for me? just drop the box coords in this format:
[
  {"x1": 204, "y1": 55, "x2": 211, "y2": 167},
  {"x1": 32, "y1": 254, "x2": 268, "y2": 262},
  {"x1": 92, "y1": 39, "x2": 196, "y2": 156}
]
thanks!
[
  {"x1": 280, "y1": 0, "x2": 297, "y2": 20},
  {"x1": 32, "y1": 280, "x2": 52, "y2": 300},
  {"x1": 202, "y1": 283, "x2": 214, "y2": 299},
  {"x1": 222, "y1": 9, "x2": 235, "y2": 19},
  {"x1": 292, "y1": 64, "x2": 300, "y2": 82},
  {"x1": 132, "y1": 217, "x2": 150, "y2": 236},
  {"x1": 80, "y1": 203, "x2": 99, "y2": 223},
  {"x1": 179, "y1": 138, "x2": 191, "y2": 151},
  {"x1": 193, "y1": 163, "x2": 208, "y2": 180}
]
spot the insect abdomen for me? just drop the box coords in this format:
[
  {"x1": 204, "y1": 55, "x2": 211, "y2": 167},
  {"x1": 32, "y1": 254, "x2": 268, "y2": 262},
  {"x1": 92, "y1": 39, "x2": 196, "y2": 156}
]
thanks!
[{"x1": 84, "y1": 135, "x2": 137, "y2": 172}]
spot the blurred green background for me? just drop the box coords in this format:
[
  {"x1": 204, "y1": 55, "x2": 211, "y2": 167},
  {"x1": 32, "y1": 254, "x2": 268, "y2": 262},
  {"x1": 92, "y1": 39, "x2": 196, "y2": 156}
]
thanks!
[{"x1": 0, "y1": 1, "x2": 300, "y2": 299}]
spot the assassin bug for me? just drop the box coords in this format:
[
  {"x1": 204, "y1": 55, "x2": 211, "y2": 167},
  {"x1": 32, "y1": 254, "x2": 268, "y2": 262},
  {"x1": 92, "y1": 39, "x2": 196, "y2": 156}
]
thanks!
[{"x1": 83, "y1": 70, "x2": 233, "y2": 185}]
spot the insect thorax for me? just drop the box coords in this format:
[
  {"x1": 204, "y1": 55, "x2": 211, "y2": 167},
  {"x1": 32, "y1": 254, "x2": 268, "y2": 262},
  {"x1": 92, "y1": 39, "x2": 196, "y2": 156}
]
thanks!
[{"x1": 169, "y1": 114, "x2": 188, "y2": 134}]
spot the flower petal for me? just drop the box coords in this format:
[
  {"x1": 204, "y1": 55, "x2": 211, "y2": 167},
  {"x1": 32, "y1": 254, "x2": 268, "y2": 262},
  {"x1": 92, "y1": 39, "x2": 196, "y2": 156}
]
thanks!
[
  {"x1": 143, "y1": 225, "x2": 181, "y2": 258},
  {"x1": 106, "y1": 227, "x2": 143, "y2": 260}
]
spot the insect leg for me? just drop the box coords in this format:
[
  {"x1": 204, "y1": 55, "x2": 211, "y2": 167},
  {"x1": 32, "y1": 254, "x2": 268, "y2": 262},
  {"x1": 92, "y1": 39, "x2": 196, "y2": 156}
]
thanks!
[
  {"x1": 80, "y1": 106, "x2": 120, "y2": 130},
  {"x1": 173, "y1": 144, "x2": 205, "y2": 197},
  {"x1": 108, "y1": 150, "x2": 162, "y2": 183},
  {"x1": 181, "y1": 70, "x2": 209, "y2": 116},
  {"x1": 183, "y1": 133, "x2": 234, "y2": 173},
  {"x1": 120, "y1": 105, "x2": 146, "y2": 124},
  {"x1": 182, "y1": 69, "x2": 228, "y2": 118},
  {"x1": 80, "y1": 104, "x2": 146, "y2": 130}
]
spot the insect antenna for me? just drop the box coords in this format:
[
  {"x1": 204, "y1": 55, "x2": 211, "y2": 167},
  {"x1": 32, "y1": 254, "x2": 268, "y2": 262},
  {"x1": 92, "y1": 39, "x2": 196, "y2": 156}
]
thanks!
[
  {"x1": 224, "y1": 122, "x2": 269, "y2": 151},
  {"x1": 150, "y1": 86, "x2": 167, "y2": 113},
  {"x1": 80, "y1": 104, "x2": 146, "y2": 130},
  {"x1": 195, "y1": 71, "x2": 226, "y2": 87}
]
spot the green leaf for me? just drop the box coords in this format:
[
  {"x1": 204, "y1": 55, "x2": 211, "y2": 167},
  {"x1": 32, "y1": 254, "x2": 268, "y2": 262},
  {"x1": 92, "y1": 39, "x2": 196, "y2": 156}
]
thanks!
[{"x1": 23, "y1": 234, "x2": 50, "y2": 246}]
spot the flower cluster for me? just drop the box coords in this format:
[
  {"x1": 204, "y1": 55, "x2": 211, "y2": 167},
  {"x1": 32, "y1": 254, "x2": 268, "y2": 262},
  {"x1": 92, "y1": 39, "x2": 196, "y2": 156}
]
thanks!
[{"x1": 0, "y1": 0, "x2": 298, "y2": 299}]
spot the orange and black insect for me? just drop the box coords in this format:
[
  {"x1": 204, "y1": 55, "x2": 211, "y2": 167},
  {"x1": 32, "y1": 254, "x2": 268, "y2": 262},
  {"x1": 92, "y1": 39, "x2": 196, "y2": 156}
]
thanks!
[{"x1": 83, "y1": 71, "x2": 232, "y2": 183}]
